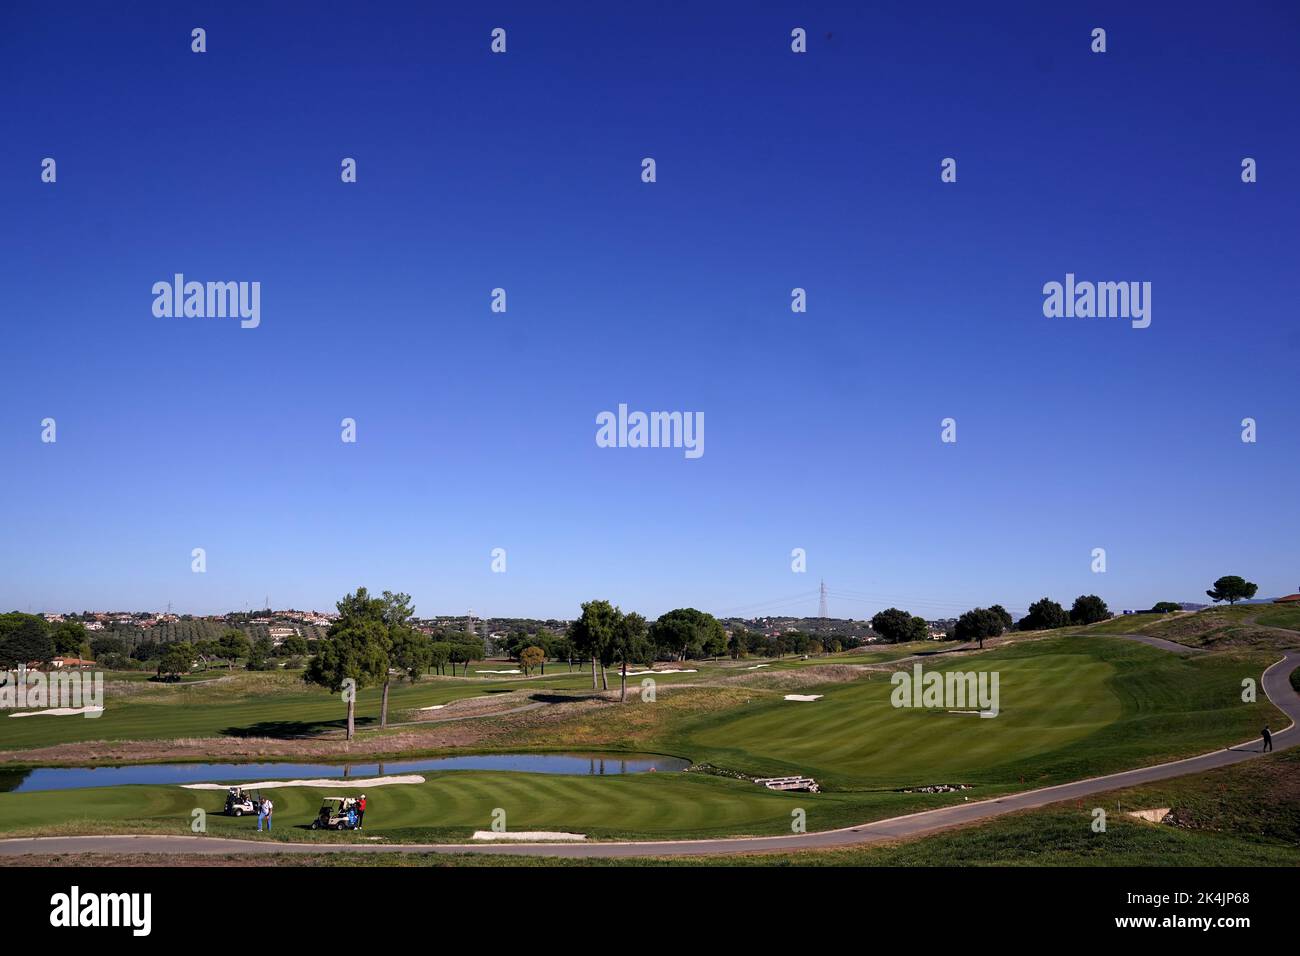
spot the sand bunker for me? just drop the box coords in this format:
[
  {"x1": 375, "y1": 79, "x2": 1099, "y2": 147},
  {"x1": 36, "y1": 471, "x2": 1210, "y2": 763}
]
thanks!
[
  {"x1": 746, "y1": 664, "x2": 771, "y2": 669},
  {"x1": 624, "y1": 668, "x2": 697, "y2": 676},
  {"x1": 477, "y1": 669, "x2": 521, "y2": 674},
  {"x1": 1126, "y1": 808, "x2": 1172, "y2": 824},
  {"x1": 8, "y1": 706, "x2": 104, "y2": 717},
  {"x1": 783, "y1": 694, "x2": 823, "y2": 702},
  {"x1": 471, "y1": 831, "x2": 586, "y2": 841},
  {"x1": 419, "y1": 704, "x2": 446, "y2": 711},
  {"x1": 181, "y1": 774, "x2": 425, "y2": 791}
]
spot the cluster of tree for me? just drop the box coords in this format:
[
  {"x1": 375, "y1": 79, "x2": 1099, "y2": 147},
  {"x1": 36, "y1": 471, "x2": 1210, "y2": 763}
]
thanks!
[
  {"x1": 567, "y1": 600, "x2": 654, "y2": 701},
  {"x1": 156, "y1": 641, "x2": 196, "y2": 680},
  {"x1": 950, "y1": 605, "x2": 1014, "y2": 649},
  {"x1": 129, "y1": 630, "x2": 313, "y2": 676},
  {"x1": 0, "y1": 614, "x2": 100, "y2": 668},
  {"x1": 303, "y1": 588, "x2": 486, "y2": 739},
  {"x1": 505, "y1": 606, "x2": 733, "y2": 677},
  {"x1": 1017, "y1": 594, "x2": 1110, "y2": 631},
  {"x1": 869, "y1": 608, "x2": 933, "y2": 644},
  {"x1": 499, "y1": 628, "x2": 573, "y2": 672},
  {"x1": 0, "y1": 613, "x2": 57, "y2": 667},
  {"x1": 426, "y1": 636, "x2": 486, "y2": 676},
  {"x1": 649, "y1": 608, "x2": 727, "y2": 661},
  {"x1": 726, "y1": 628, "x2": 852, "y2": 659}
]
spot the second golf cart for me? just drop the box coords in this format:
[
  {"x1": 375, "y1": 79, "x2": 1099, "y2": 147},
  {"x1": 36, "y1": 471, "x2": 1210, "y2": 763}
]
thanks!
[
  {"x1": 224, "y1": 786, "x2": 260, "y2": 816},
  {"x1": 311, "y1": 796, "x2": 361, "y2": 830}
]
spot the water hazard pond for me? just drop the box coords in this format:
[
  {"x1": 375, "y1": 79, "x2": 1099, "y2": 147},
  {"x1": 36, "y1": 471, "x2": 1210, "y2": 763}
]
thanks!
[{"x1": 0, "y1": 753, "x2": 691, "y2": 793}]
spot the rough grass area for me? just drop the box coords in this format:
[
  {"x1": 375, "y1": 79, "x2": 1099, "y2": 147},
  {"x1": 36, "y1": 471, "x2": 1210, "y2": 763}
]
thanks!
[
  {"x1": 1253, "y1": 604, "x2": 1300, "y2": 630},
  {"x1": 1138, "y1": 605, "x2": 1300, "y2": 651},
  {"x1": 1076, "y1": 613, "x2": 1170, "y2": 634}
]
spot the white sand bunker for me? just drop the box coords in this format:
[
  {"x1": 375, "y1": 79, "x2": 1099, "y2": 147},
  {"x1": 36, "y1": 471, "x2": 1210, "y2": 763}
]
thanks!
[
  {"x1": 182, "y1": 774, "x2": 425, "y2": 791},
  {"x1": 784, "y1": 694, "x2": 823, "y2": 702},
  {"x1": 1126, "y1": 808, "x2": 1172, "y2": 824},
  {"x1": 419, "y1": 704, "x2": 446, "y2": 711},
  {"x1": 625, "y1": 668, "x2": 697, "y2": 676},
  {"x1": 746, "y1": 664, "x2": 771, "y2": 669},
  {"x1": 8, "y1": 706, "x2": 104, "y2": 717},
  {"x1": 477, "y1": 669, "x2": 521, "y2": 674},
  {"x1": 471, "y1": 831, "x2": 586, "y2": 842}
]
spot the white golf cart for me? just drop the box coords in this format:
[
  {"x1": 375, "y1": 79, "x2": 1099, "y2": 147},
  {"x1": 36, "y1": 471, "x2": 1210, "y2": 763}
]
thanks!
[
  {"x1": 224, "y1": 786, "x2": 260, "y2": 816},
  {"x1": 311, "y1": 796, "x2": 360, "y2": 830}
]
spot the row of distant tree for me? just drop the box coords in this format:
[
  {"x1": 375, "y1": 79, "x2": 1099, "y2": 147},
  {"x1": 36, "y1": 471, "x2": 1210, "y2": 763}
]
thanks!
[
  {"x1": 84, "y1": 618, "x2": 330, "y2": 651},
  {"x1": 859, "y1": 574, "x2": 1263, "y2": 651},
  {"x1": 0, "y1": 612, "x2": 333, "y2": 671},
  {"x1": 501, "y1": 614, "x2": 857, "y2": 668}
]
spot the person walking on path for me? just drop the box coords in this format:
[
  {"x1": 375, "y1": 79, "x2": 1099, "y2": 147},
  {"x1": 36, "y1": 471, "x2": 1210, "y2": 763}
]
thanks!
[
  {"x1": 1262, "y1": 726, "x2": 1273, "y2": 752},
  {"x1": 357, "y1": 794, "x2": 366, "y2": 830}
]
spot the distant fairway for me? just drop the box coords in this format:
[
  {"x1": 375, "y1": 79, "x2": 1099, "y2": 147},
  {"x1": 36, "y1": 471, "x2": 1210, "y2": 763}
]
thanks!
[
  {"x1": 673, "y1": 636, "x2": 1283, "y2": 790},
  {"x1": 682, "y1": 650, "x2": 1118, "y2": 787}
]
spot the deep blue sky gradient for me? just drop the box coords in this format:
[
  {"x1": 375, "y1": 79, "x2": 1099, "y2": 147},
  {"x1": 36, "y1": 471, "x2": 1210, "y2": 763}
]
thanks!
[{"x1": 2, "y1": 1, "x2": 1297, "y2": 619}]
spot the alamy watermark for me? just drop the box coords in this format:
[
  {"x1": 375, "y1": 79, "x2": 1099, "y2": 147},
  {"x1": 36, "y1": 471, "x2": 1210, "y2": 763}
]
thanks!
[
  {"x1": 1, "y1": 665, "x2": 104, "y2": 717},
  {"x1": 50, "y1": 886, "x2": 150, "y2": 936},
  {"x1": 1042, "y1": 273, "x2": 1150, "y2": 329},
  {"x1": 596, "y1": 404, "x2": 704, "y2": 459},
  {"x1": 152, "y1": 274, "x2": 260, "y2": 329},
  {"x1": 891, "y1": 662, "x2": 999, "y2": 717}
]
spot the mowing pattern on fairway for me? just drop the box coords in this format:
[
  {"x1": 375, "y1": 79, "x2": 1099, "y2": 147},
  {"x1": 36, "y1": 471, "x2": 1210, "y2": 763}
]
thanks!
[
  {"x1": 675, "y1": 637, "x2": 1283, "y2": 789},
  {"x1": 681, "y1": 650, "x2": 1117, "y2": 787},
  {"x1": 0, "y1": 772, "x2": 927, "y2": 841}
]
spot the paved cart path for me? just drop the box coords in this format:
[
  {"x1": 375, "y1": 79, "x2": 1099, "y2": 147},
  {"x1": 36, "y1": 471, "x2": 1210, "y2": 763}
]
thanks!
[{"x1": 1, "y1": 642, "x2": 1295, "y2": 860}]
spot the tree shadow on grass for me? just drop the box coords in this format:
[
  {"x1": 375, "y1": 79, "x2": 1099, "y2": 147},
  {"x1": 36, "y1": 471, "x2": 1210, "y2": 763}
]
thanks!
[
  {"x1": 221, "y1": 716, "x2": 380, "y2": 739},
  {"x1": 528, "y1": 692, "x2": 598, "y2": 704}
]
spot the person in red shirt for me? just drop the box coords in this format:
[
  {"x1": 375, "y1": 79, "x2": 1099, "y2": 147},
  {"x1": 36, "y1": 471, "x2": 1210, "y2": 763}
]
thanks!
[{"x1": 357, "y1": 794, "x2": 367, "y2": 829}]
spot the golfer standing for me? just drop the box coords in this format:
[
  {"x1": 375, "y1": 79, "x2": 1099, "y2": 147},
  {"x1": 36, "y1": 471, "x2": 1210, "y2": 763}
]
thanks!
[
  {"x1": 357, "y1": 794, "x2": 366, "y2": 830},
  {"x1": 264, "y1": 797, "x2": 274, "y2": 830},
  {"x1": 1262, "y1": 726, "x2": 1273, "y2": 752},
  {"x1": 257, "y1": 797, "x2": 266, "y2": 831}
]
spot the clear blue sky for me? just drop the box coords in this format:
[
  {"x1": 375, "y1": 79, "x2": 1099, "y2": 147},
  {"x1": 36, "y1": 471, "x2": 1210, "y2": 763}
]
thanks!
[{"x1": 1, "y1": 2, "x2": 1297, "y2": 621}]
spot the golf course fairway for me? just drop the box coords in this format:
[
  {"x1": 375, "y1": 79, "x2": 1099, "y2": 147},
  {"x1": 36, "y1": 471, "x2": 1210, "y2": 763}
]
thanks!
[{"x1": 0, "y1": 636, "x2": 1286, "y2": 843}]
